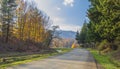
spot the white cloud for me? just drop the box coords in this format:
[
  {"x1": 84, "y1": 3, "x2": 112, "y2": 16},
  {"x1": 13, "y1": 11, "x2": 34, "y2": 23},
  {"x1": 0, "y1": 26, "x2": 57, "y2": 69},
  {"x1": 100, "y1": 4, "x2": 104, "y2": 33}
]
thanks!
[
  {"x1": 52, "y1": 17, "x2": 64, "y2": 22},
  {"x1": 63, "y1": 0, "x2": 74, "y2": 7},
  {"x1": 59, "y1": 24, "x2": 81, "y2": 32},
  {"x1": 56, "y1": 7, "x2": 61, "y2": 11},
  {"x1": 52, "y1": 17, "x2": 81, "y2": 32}
]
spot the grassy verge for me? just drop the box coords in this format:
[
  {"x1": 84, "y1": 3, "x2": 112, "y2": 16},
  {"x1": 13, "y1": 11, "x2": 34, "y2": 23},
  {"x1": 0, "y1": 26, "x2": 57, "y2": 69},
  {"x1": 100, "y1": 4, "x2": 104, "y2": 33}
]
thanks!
[
  {"x1": 88, "y1": 49, "x2": 120, "y2": 69},
  {"x1": 0, "y1": 48, "x2": 73, "y2": 69}
]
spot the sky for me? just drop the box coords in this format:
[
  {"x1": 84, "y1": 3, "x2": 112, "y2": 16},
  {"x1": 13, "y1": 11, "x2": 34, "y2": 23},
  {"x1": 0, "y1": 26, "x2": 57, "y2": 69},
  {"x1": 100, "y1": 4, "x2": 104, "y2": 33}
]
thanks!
[{"x1": 33, "y1": 0, "x2": 90, "y2": 32}]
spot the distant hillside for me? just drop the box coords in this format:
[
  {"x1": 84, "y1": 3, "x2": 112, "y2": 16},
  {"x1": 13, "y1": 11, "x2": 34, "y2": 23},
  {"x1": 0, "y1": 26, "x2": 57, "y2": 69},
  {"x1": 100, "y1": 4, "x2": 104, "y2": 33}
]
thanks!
[{"x1": 58, "y1": 30, "x2": 76, "y2": 39}]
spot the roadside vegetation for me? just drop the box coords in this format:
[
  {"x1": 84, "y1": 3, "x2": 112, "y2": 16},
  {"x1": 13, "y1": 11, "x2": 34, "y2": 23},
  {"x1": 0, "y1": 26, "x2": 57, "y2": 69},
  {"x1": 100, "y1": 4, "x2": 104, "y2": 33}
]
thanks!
[
  {"x1": 88, "y1": 49, "x2": 120, "y2": 69},
  {"x1": 0, "y1": 48, "x2": 72, "y2": 69},
  {"x1": 76, "y1": 0, "x2": 120, "y2": 69}
]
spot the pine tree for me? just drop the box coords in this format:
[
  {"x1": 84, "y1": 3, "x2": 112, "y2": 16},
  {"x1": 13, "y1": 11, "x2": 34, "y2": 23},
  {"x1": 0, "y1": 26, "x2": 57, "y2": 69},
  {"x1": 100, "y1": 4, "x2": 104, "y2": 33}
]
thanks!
[
  {"x1": 0, "y1": 0, "x2": 17, "y2": 43},
  {"x1": 75, "y1": 31, "x2": 80, "y2": 44},
  {"x1": 87, "y1": 0, "x2": 120, "y2": 49}
]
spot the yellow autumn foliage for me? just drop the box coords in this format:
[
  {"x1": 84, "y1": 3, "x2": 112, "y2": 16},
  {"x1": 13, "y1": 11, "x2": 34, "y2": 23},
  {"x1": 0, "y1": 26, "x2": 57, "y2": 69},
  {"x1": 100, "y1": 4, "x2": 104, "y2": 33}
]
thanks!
[{"x1": 71, "y1": 43, "x2": 76, "y2": 48}]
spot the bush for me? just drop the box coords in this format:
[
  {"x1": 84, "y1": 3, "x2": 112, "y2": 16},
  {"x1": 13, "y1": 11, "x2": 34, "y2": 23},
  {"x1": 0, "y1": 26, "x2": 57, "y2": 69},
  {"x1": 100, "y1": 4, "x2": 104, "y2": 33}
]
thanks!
[
  {"x1": 114, "y1": 37, "x2": 120, "y2": 50},
  {"x1": 98, "y1": 40, "x2": 111, "y2": 54},
  {"x1": 98, "y1": 40, "x2": 109, "y2": 50}
]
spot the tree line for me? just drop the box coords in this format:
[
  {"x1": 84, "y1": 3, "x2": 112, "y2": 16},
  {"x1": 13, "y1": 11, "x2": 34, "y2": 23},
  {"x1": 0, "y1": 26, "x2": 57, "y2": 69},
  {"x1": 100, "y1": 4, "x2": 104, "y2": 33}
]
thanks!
[
  {"x1": 76, "y1": 0, "x2": 120, "y2": 53},
  {"x1": 0, "y1": 0, "x2": 56, "y2": 52}
]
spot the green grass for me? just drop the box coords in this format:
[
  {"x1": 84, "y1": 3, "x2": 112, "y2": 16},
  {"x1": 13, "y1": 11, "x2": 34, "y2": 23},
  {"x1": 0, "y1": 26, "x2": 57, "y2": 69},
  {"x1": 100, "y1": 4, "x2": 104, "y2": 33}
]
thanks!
[
  {"x1": 88, "y1": 49, "x2": 120, "y2": 69},
  {"x1": 0, "y1": 48, "x2": 73, "y2": 69}
]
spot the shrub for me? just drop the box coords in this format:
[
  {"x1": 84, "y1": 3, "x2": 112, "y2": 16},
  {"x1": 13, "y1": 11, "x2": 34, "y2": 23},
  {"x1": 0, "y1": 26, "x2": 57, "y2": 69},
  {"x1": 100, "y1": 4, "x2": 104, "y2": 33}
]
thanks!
[{"x1": 98, "y1": 40, "x2": 111, "y2": 54}]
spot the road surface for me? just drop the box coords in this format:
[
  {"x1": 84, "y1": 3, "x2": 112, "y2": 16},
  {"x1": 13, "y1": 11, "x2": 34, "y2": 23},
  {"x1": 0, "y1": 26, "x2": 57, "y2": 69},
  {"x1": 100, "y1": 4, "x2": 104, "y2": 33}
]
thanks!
[{"x1": 7, "y1": 49, "x2": 97, "y2": 69}]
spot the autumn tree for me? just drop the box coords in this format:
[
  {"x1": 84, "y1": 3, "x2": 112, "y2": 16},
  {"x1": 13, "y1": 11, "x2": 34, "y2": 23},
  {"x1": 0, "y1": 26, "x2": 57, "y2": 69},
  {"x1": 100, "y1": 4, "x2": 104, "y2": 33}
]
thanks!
[
  {"x1": 15, "y1": 0, "x2": 55, "y2": 50},
  {"x1": 0, "y1": 0, "x2": 57, "y2": 52}
]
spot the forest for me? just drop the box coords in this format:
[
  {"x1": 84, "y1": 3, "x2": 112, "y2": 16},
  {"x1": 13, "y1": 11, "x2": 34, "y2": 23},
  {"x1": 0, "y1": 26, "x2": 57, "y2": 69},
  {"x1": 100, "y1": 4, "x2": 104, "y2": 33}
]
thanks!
[
  {"x1": 0, "y1": 0, "x2": 56, "y2": 52},
  {"x1": 0, "y1": 0, "x2": 119, "y2": 69},
  {"x1": 76, "y1": 0, "x2": 120, "y2": 68},
  {"x1": 76, "y1": 0, "x2": 120, "y2": 63}
]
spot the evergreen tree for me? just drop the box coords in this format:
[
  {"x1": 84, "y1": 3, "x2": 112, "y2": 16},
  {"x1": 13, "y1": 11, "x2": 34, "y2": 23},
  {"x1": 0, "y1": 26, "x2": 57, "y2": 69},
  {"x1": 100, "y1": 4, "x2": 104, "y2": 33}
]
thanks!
[
  {"x1": 76, "y1": 21, "x2": 88, "y2": 45},
  {"x1": 75, "y1": 31, "x2": 80, "y2": 44},
  {"x1": 0, "y1": 0, "x2": 17, "y2": 43},
  {"x1": 87, "y1": 0, "x2": 120, "y2": 49}
]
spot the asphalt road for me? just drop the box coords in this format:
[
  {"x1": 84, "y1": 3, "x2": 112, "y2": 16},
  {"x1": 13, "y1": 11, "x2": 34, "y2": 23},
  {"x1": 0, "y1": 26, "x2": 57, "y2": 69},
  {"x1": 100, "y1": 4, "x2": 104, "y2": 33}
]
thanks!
[{"x1": 7, "y1": 49, "x2": 97, "y2": 69}]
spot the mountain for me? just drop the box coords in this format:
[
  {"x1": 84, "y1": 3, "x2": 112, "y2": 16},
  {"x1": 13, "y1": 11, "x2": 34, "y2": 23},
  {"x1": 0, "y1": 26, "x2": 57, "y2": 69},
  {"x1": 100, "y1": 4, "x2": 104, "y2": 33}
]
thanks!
[{"x1": 58, "y1": 30, "x2": 76, "y2": 39}]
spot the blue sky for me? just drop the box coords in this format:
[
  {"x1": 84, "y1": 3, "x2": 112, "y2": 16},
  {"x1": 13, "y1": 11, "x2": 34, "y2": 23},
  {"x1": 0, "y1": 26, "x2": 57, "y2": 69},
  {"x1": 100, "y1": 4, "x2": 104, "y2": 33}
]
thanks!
[{"x1": 33, "y1": 0, "x2": 90, "y2": 32}]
